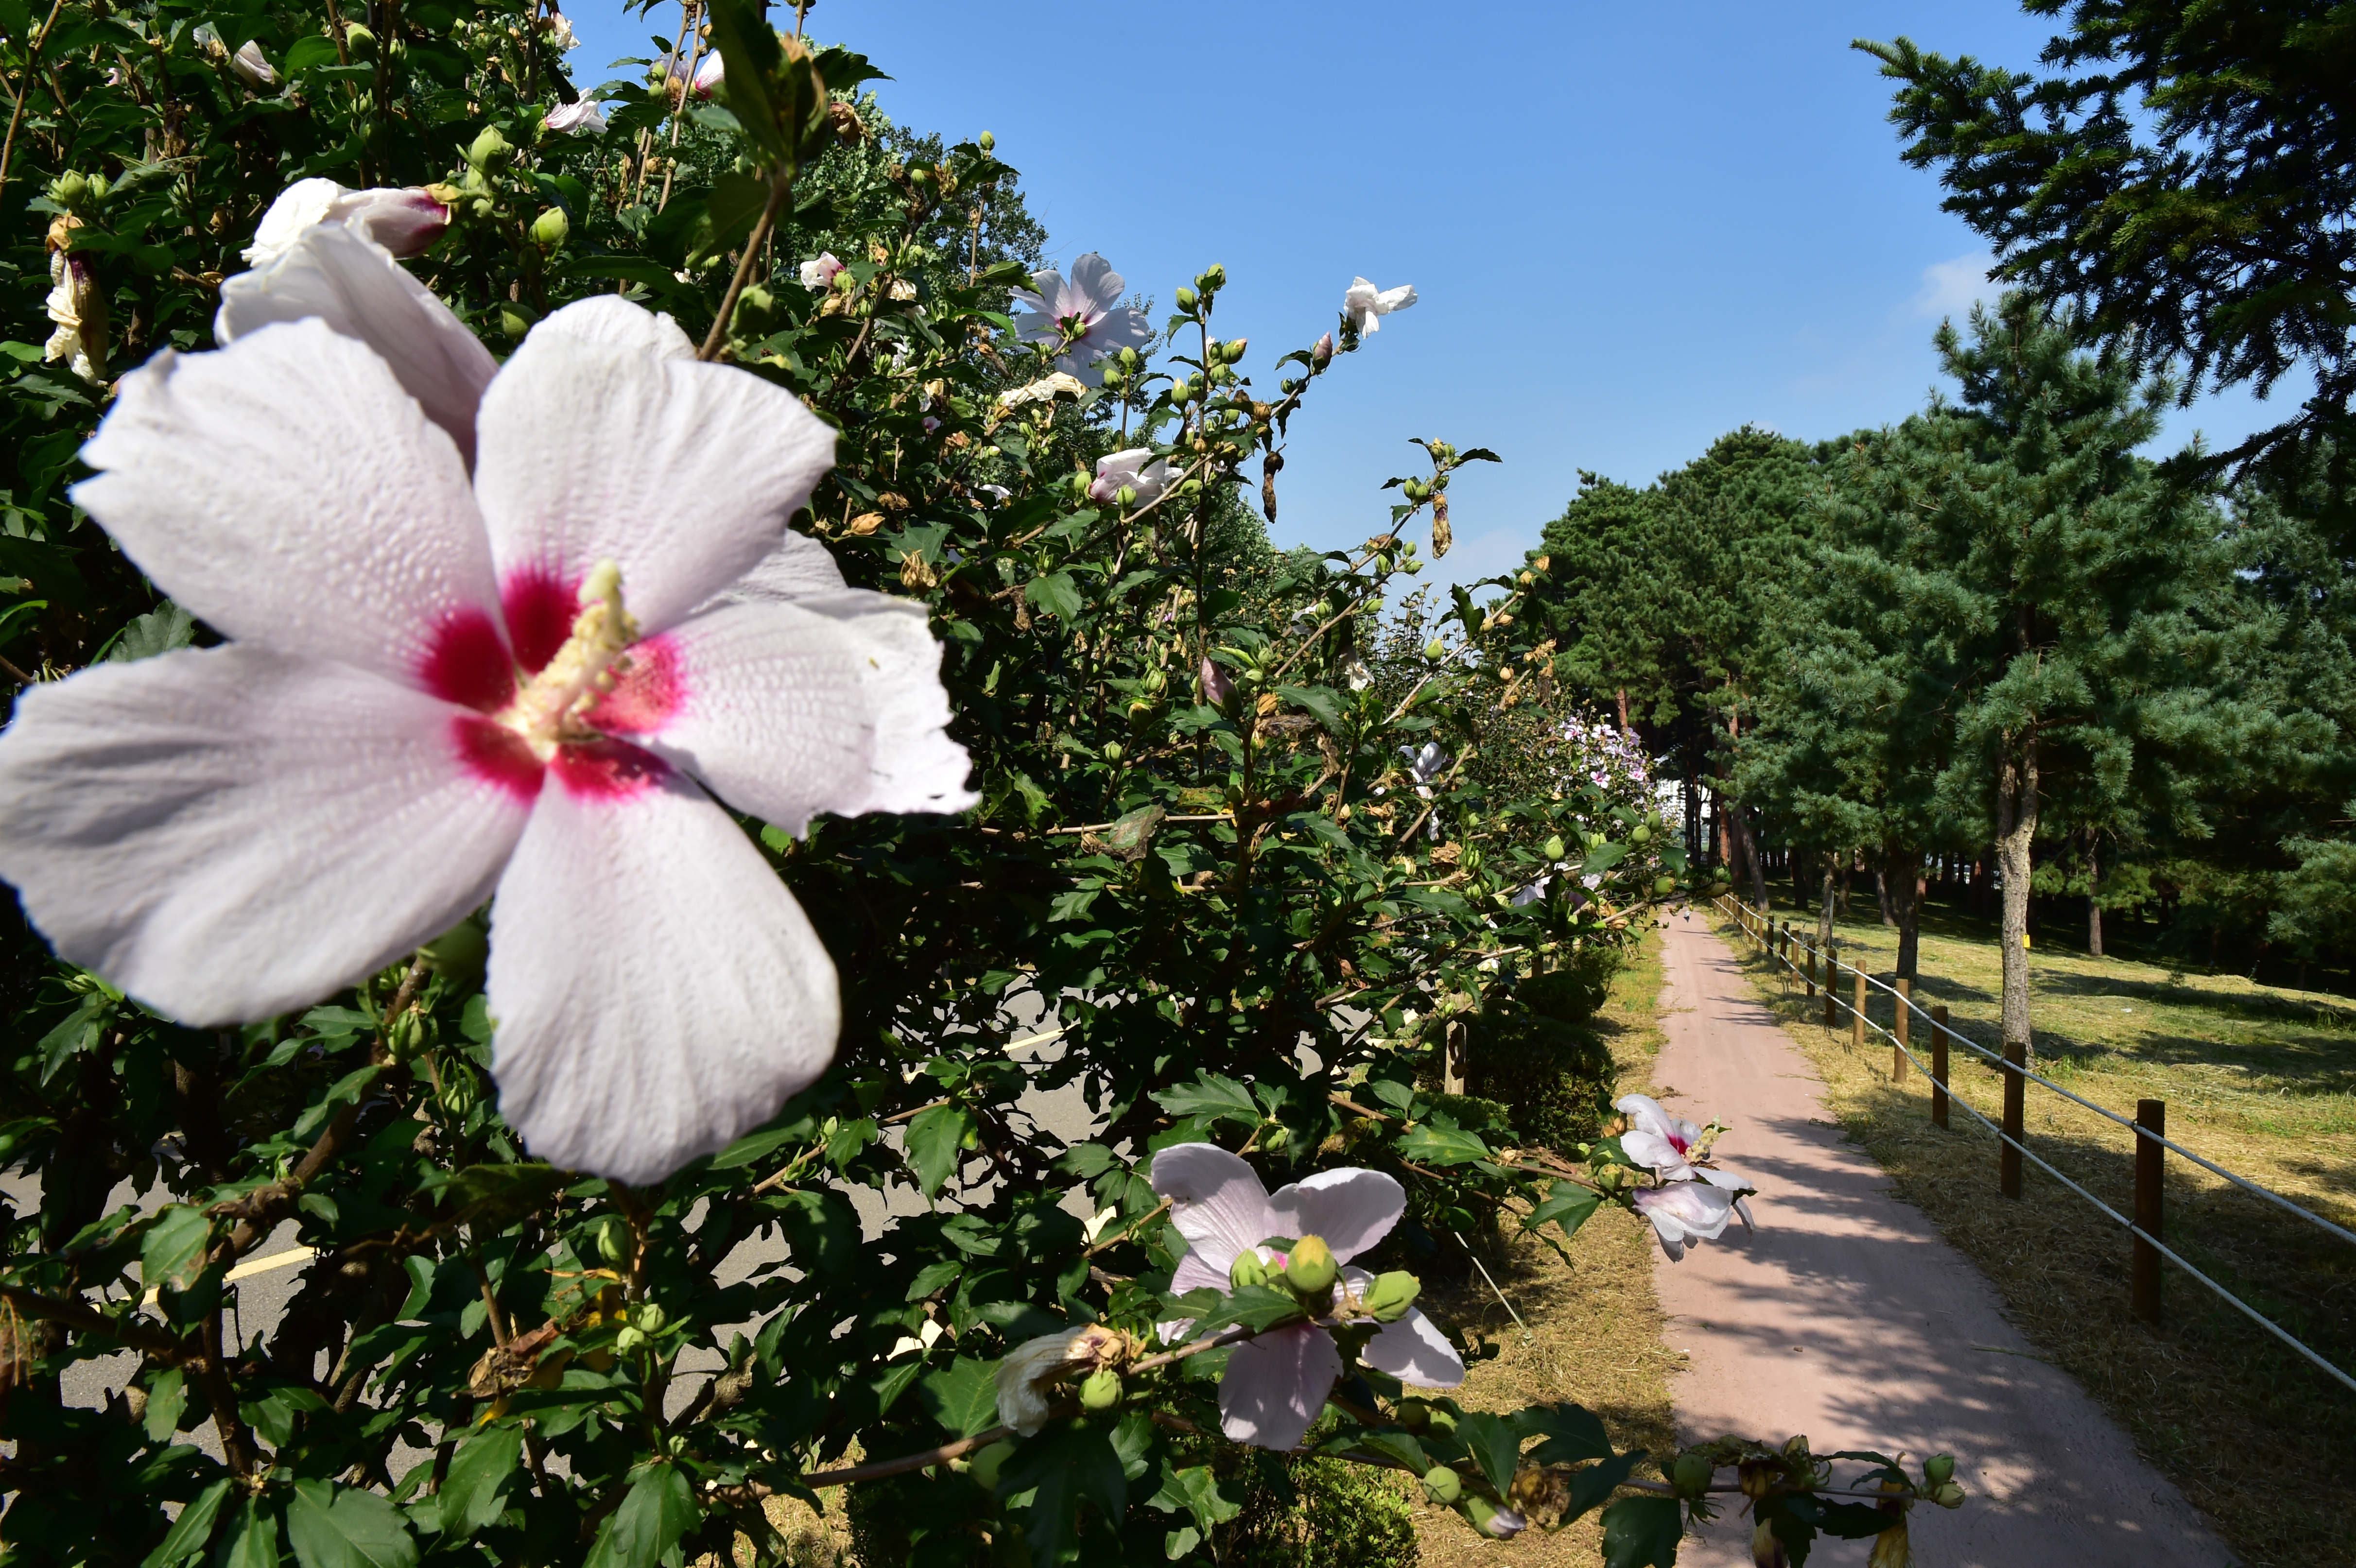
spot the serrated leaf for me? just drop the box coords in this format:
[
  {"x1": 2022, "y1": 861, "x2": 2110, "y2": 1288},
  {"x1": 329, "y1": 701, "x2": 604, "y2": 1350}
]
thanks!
[
  {"x1": 1023, "y1": 570, "x2": 1084, "y2": 621},
  {"x1": 1001, "y1": 1423, "x2": 1127, "y2": 1568},
  {"x1": 584, "y1": 1463, "x2": 699, "y2": 1568},
  {"x1": 1394, "y1": 1123, "x2": 1490, "y2": 1166},
  {"x1": 1524, "y1": 1182, "x2": 1602, "y2": 1242},
  {"x1": 1275, "y1": 683, "x2": 1345, "y2": 734},
  {"x1": 903, "y1": 1103, "x2": 974, "y2": 1198},
  {"x1": 139, "y1": 1206, "x2": 213, "y2": 1294},
  {"x1": 1147, "y1": 1463, "x2": 1240, "y2": 1535},
  {"x1": 1150, "y1": 1074, "x2": 1258, "y2": 1125},
  {"x1": 286, "y1": 1480, "x2": 417, "y2": 1568},
  {"x1": 1599, "y1": 1495, "x2": 1682, "y2": 1568},
  {"x1": 1565, "y1": 1449, "x2": 1641, "y2": 1523},
  {"x1": 1357, "y1": 1432, "x2": 1430, "y2": 1473},
  {"x1": 421, "y1": 1426, "x2": 523, "y2": 1539},
  {"x1": 433, "y1": 1163, "x2": 564, "y2": 1232},
  {"x1": 702, "y1": 0, "x2": 788, "y2": 166},
  {"x1": 1456, "y1": 1410, "x2": 1521, "y2": 1492},
  {"x1": 103, "y1": 602, "x2": 195, "y2": 662},
  {"x1": 140, "y1": 1477, "x2": 231, "y2": 1567},
  {"x1": 917, "y1": 1355, "x2": 1001, "y2": 1439},
  {"x1": 1514, "y1": 1400, "x2": 1613, "y2": 1464},
  {"x1": 1176, "y1": 1282, "x2": 1304, "y2": 1339},
  {"x1": 36, "y1": 994, "x2": 105, "y2": 1087}
]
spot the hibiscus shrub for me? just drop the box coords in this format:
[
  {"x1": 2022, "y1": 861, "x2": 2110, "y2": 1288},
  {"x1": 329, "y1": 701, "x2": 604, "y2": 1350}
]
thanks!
[{"x1": 0, "y1": 1, "x2": 1965, "y2": 1565}]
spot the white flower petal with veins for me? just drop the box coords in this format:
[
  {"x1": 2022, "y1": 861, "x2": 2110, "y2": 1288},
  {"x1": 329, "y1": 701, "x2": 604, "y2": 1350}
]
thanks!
[{"x1": 1342, "y1": 276, "x2": 1417, "y2": 335}]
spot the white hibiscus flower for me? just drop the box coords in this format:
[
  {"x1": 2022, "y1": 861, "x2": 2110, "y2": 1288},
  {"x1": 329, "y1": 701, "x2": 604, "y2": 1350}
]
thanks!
[{"x1": 1342, "y1": 276, "x2": 1416, "y2": 335}]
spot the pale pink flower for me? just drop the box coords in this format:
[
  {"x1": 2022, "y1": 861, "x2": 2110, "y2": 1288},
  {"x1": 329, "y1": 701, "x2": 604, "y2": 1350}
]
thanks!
[
  {"x1": 1198, "y1": 656, "x2": 1233, "y2": 707},
  {"x1": 799, "y1": 252, "x2": 844, "y2": 290},
  {"x1": 658, "y1": 49, "x2": 723, "y2": 98},
  {"x1": 242, "y1": 178, "x2": 450, "y2": 268},
  {"x1": 1150, "y1": 1144, "x2": 1463, "y2": 1452},
  {"x1": 1010, "y1": 254, "x2": 1153, "y2": 387},
  {"x1": 1631, "y1": 1181, "x2": 1740, "y2": 1262},
  {"x1": 231, "y1": 40, "x2": 277, "y2": 89},
  {"x1": 544, "y1": 98, "x2": 607, "y2": 136},
  {"x1": 0, "y1": 294, "x2": 975, "y2": 1187},
  {"x1": 1342, "y1": 276, "x2": 1416, "y2": 335},
  {"x1": 1087, "y1": 448, "x2": 1173, "y2": 507}
]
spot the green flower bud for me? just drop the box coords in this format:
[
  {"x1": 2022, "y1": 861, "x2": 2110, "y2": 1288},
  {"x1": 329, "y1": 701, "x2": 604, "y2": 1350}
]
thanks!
[
  {"x1": 419, "y1": 916, "x2": 487, "y2": 993},
  {"x1": 1199, "y1": 264, "x2": 1226, "y2": 290},
  {"x1": 529, "y1": 205, "x2": 570, "y2": 250},
  {"x1": 595, "y1": 1215, "x2": 629, "y2": 1266},
  {"x1": 1421, "y1": 1465, "x2": 1462, "y2": 1505},
  {"x1": 977, "y1": 130, "x2": 996, "y2": 152},
  {"x1": 87, "y1": 172, "x2": 111, "y2": 202},
  {"x1": 437, "y1": 1064, "x2": 479, "y2": 1118},
  {"x1": 387, "y1": 1009, "x2": 427, "y2": 1062},
  {"x1": 1359, "y1": 1271, "x2": 1419, "y2": 1323},
  {"x1": 467, "y1": 125, "x2": 514, "y2": 172},
  {"x1": 1229, "y1": 1251, "x2": 1268, "y2": 1290},
  {"x1": 343, "y1": 22, "x2": 377, "y2": 56},
  {"x1": 498, "y1": 305, "x2": 534, "y2": 340},
  {"x1": 614, "y1": 1325, "x2": 646, "y2": 1354},
  {"x1": 1078, "y1": 1367, "x2": 1122, "y2": 1412},
  {"x1": 1933, "y1": 1481, "x2": 1964, "y2": 1509},
  {"x1": 1393, "y1": 1396, "x2": 1431, "y2": 1431},
  {"x1": 1671, "y1": 1450, "x2": 1713, "y2": 1499},
  {"x1": 637, "y1": 1303, "x2": 665, "y2": 1334},
  {"x1": 969, "y1": 1437, "x2": 1015, "y2": 1489},
  {"x1": 1284, "y1": 1235, "x2": 1337, "y2": 1298},
  {"x1": 1542, "y1": 835, "x2": 1565, "y2": 862},
  {"x1": 1424, "y1": 638, "x2": 1447, "y2": 660},
  {"x1": 1586, "y1": 831, "x2": 1606, "y2": 848},
  {"x1": 1101, "y1": 741, "x2": 1123, "y2": 762},
  {"x1": 1654, "y1": 874, "x2": 1677, "y2": 896},
  {"x1": 50, "y1": 171, "x2": 88, "y2": 207},
  {"x1": 1630, "y1": 824, "x2": 1651, "y2": 844},
  {"x1": 1115, "y1": 484, "x2": 1137, "y2": 507},
  {"x1": 1174, "y1": 285, "x2": 1198, "y2": 312},
  {"x1": 1923, "y1": 1454, "x2": 1955, "y2": 1486}
]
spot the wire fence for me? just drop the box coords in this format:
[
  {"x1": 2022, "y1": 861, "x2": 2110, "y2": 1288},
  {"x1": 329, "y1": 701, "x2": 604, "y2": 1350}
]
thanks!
[{"x1": 1709, "y1": 894, "x2": 2356, "y2": 1400}]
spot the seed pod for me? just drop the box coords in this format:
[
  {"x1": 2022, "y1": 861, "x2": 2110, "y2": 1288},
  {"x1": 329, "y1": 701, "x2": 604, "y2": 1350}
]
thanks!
[
  {"x1": 1078, "y1": 1368, "x2": 1122, "y2": 1412},
  {"x1": 1422, "y1": 1465, "x2": 1462, "y2": 1505},
  {"x1": 1922, "y1": 1454, "x2": 1954, "y2": 1486},
  {"x1": 1672, "y1": 1450, "x2": 1713, "y2": 1499},
  {"x1": 1654, "y1": 874, "x2": 1677, "y2": 896},
  {"x1": 1631, "y1": 824, "x2": 1652, "y2": 844}
]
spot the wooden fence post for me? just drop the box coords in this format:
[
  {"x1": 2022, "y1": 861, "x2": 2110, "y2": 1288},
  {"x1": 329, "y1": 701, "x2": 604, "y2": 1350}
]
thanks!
[
  {"x1": 1930, "y1": 1004, "x2": 1950, "y2": 1129},
  {"x1": 1803, "y1": 941, "x2": 1816, "y2": 998},
  {"x1": 1850, "y1": 967, "x2": 1867, "y2": 1051},
  {"x1": 1823, "y1": 954, "x2": 1838, "y2": 1029},
  {"x1": 1892, "y1": 977, "x2": 1911, "y2": 1083},
  {"x1": 2000, "y1": 1043, "x2": 2026, "y2": 1198},
  {"x1": 2133, "y1": 1099, "x2": 2165, "y2": 1322},
  {"x1": 1443, "y1": 1018, "x2": 1467, "y2": 1096}
]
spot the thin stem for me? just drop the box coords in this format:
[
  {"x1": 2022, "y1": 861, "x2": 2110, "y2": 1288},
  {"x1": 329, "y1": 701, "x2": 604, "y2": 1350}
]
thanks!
[
  {"x1": 699, "y1": 171, "x2": 791, "y2": 361},
  {"x1": 0, "y1": 0, "x2": 69, "y2": 196}
]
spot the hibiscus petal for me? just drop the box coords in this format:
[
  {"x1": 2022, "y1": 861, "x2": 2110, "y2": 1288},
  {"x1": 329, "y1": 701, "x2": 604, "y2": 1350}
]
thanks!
[
  {"x1": 1364, "y1": 1310, "x2": 1466, "y2": 1389},
  {"x1": 472, "y1": 325, "x2": 836, "y2": 634},
  {"x1": 1170, "y1": 1247, "x2": 1230, "y2": 1298},
  {"x1": 0, "y1": 647, "x2": 525, "y2": 1025},
  {"x1": 1067, "y1": 253, "x2": 1125, "y2": 313},
  {"x1": 1218, "y1": 1324, "x2": 1341, "y2": 1452},
  {"x1": 1150, "y1": 1143, "x2": 1276, "y2": 1273},
  {"x1": 216, "y1": 224, "x2": 499, "y2": 463},
  {"x1": 530, "y1": 295, "x2": 696, "y2": 361},
  {"x1": 695, "y1": 530, "x2": 848, "y2": 608},
  {"x1": 73, "y1": 320, "x2": 503, "y2": 700},
  {"x1": 1619, "y1": 1129, "x2": 1690, "y2": 1175},
  {"x1": 485, "y1": 770, "x2": 838, "y2": 1185},
  {"x1": 643, "y1": 597, "x2": 974, "y2": 834},
  {"x1": 1267, "y1": 1168, "x2": 1403, "y2": 1264}
]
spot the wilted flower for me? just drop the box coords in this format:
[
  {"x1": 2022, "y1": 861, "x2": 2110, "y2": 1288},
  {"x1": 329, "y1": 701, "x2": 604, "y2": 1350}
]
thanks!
[
  {"x1": 657, "y1": 48, "x2": 723, "y2": 98},
  {"x1": 43, "y1": 251, "x2": 104, "y2": 382},
  {"x1": 0, "y1": 294, "x2": 976, "y2": 1187},
  {"x1": 543, "y1": 98, "x2": 606, "y2": 136},
  {"x1": 799, "y1": 252, "x2": 845, "y2": 290},
  {"x1": 242, "y1": 178, "x2": 450, "y2": 267},
  {"x1": 231, "y1": 40, "x2": 276, "y2": 88},
  {"x1": 543, "y1": 10, "x2": 578, "y2": 50},
  {"x1": 1199, "y1": 656, "x2": 1234, "y2": 707},
  {"x1": 1088, "y1": 449, "x2": 1173, "y2": 507},
  {"x1": 1342, "y1": 655, "x2": 1371, "y2": 692},
  {"x1": 1151, "y1": 1144, "x2": 1463, "y2": 1451},
  {"x1": 1632, "y1": 1181, "x2": 1741, "y2": 1262},
  {"x1": 1011, "y1": 253, "x2": 1154, "y2": 387},
  {"x1": 996, "y1": 372, "x2": 1087, "y2": 410},
  {"x1": 993, "y1": 1323, "x2": 1132, "y2": 1436},
  {"x1": 1342, "y1": 276, "x2": 1416, "y2": 335},
  {"x1": 1403, "y1": 742, "x2": 1446, "y2": 792}
]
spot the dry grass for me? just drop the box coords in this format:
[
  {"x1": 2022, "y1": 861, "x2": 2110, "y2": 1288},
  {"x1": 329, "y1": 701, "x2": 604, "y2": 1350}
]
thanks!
[
  {"x1": 1414, "y1": 932, "x2": 1681, "y2": 1567},
  {"x1": 1718, "y1": 902, "x2": 2356, "y2": 1568}
]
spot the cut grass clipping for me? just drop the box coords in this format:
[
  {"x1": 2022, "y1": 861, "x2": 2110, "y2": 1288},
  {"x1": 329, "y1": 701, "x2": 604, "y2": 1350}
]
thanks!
[{"x1": 1717, "y1": 904, "x2": 2356, "y2": 1568}]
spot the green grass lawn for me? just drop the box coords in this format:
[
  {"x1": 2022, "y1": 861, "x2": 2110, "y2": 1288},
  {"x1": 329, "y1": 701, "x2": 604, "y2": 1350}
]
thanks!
[{"x1": 1724, "y1": 896, "x2": 2356, "y2": 1568}]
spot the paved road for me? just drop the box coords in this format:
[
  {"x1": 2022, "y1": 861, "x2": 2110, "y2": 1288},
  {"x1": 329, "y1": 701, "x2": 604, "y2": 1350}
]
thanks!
[{"x1": 1646, "y1": 913, "x2": 2235, "y2": 1568}]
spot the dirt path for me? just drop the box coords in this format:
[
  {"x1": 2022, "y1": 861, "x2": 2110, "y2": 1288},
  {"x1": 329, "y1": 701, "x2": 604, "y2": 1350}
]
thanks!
[{"x1": 1647, "y1": 914, "x2": 2234, "y2": 1567}]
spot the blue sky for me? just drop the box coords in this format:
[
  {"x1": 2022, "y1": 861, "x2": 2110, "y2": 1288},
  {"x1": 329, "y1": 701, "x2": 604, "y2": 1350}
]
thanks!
[{"x1": 563, "y1": 0, "x2": 2310, "y2": 588}]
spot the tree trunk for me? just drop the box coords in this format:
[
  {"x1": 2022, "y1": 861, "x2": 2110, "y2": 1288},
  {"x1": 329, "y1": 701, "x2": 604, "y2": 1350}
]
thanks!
[
  {"x1": 1885, "y1": 845, "x2": 1922, "y2": 981},
  {"x1": 1744, "y1": 812, "x2": 1768, "y2": 911},
  {"x1": 1817, "y1": 852, "x2": 1837, "y2": 951},
  {"x1": 1837, "y1": 857, "x2": 1853, "y2": 919},
  {"x1": 1875, "y1": 865, "x2": 1896, "y2": 927},
  {"x1": 2086, "y1": 831, "x2": 2103, "y2": 958},
  {"x1": 1616, "y1": 687, "x2": 1630, "y2": 733},
  {"x1": 1995, "y1": 733, "x2": 2039, "y2": 1064}
]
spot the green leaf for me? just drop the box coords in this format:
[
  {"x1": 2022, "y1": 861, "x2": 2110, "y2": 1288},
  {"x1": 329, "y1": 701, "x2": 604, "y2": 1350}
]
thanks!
[
  {"x1": 1178, "y1": 1282, "x2": 1305, "y2": 1340},
  {"x1": 585, "y1": 1463, "x2": 699, "y2": 1568},
  {"x1": 1565, "y1": 1450, "x2": 1642, "y2": 1523},
  {"x1": 1357, "y1": 1432, "x2": 1430, "y2": 1473},
  {"x1": 1001, "y1": 1422, "x2": 1128, "y2": 1568},
  {"x1": 1599, "y1": 1495, "x2": 1682, "y2": 1568},
  {"x1": 291, "y1": 1064, "x2": 382, "y2": 1142},
  {"x1": 1275, "y1": 683, "x2": 1345, "y2": 734},
  {"x1": 1023, "y1": 571, "x2": 1084, "y2": 622},
  {"x1": 102, "y1": 603, "x2": 194, "y2": 662},
  {"x1": 433, "y1": 1163, "x2": 566, "y2": 1231},
  {"x1": 286, "y1": 1480, "x2": 418, "y2": 1568},
  {"x1": 140, "y1": 1477, "x2": 231, "y2": 1567},
  {"x1": 1514, "y1": 1400, "x2": 1613, "y2": 1465},
  {"x1": 35, "y1": 994, "x2": 105, "y2": 1087},
  {"x1": 917, "y1": 1356, "x2": 1002, "y2": 1439},
  {"x1": 1581, "y1": 840, "x2": 1629, "y2": 875},
  {"x1": 139, "y1": 1206, "x2": 213, "y2": 1294},
  {"x1": 1455, "y1": 1410, "x2": 1521, "y2": 1492},
  {"x1": 903, "y1": 1103, "x2": 975, "y2": 1198},
  {"x1": 421, "y1": 1425, "x2": 523, "y2": 1538},
  {"x1": 702, "y1": 0, "x2": 788, "y2": 166},
  {"x1": 1523, "y1": 1182, "x2": 1602, "y2": 1242},
  {"x1": 213, "y1": 1499, "x2": 281, "y2": 1568},
  {"x1": 709, "y1": 1121, "x2": 808, "y2": 1171},
  {"x1": 1150, "y1": 1074, "x2": 1258, "y2": 1125},
  {"x1": 1147, "y1": 1463, "x2": 1240, "y2": 1535},
  {"x1": 140, "y1": 1366, "x2": 186, "y2": 1442},
  {"x1": 1394, "y1": 1123, "x2": 1490, "y2": 1165},
  {"x1": 693, "y1": 170, "x2": 771, "y2": 262}
]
